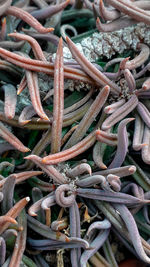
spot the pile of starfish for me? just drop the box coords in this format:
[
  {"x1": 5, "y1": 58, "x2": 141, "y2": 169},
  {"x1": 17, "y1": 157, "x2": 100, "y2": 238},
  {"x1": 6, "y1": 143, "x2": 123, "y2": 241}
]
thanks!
[{"x1": 0, "y1": 0, "x2": 150, "y2": 266}]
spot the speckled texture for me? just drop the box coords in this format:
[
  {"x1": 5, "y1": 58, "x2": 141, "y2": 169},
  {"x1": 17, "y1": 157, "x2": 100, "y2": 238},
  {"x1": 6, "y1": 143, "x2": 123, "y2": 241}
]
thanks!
[{"x1": 59, "y1": 23, "x2": 150, "y2": 62}]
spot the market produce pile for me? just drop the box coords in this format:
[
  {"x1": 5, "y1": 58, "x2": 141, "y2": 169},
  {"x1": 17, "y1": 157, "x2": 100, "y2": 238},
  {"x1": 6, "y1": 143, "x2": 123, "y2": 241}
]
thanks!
[{"x1": 0, "y1": 0, "x2": 150, "y2": 266}]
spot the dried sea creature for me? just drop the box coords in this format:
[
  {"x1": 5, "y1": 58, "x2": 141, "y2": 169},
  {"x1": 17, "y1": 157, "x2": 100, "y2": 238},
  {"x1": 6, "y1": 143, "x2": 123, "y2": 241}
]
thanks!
[{"x1": 0, "y1": 0, "x2": 150, "y2": 266}]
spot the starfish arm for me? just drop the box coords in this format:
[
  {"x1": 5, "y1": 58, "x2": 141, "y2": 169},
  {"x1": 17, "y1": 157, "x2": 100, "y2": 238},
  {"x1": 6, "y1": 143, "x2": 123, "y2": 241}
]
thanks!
[
  {"x1": 137, "y1": 101, "x2": 150, "y2": 128},
  {"x1": 28, "y1": 192, "x2": 55, "y2": 216},
  {"x1": 108, "y1": 118, "x2": 134, "y2": 169},
  {"x1": 42, "y1": 131, "x2": 96, "y2": 164},
  {"x1": 66, "y1": 36, "x2": 120, "y2": 94},
  {"x1": 104, "y1": 99, "x2": 126, "y2": 114},
  {"x1": 64, "y1": 85, "x2": 110, "y2": 149},
  {"x1": 106, "y1": 0, "x2": 150, "y2": 25},
  {"x1": 55, "y1": 184, "x2": 76, "y2": 208},
  {"x1": 99, "y1": 0, "x2": 120, "y2": 20},
  {"x1": 124, "y1": 69, "x2": 136, "y2": 93},
  {"x1": 133, "y1": 114, "x2": 146, "y2": 151},
  {"x1": 0, "y1": 0, "x2": 12, "y2": 16},
  {"x1": 102, "y1": 95, "x2": 138, "y2": 130},
  {"x1": 26, "y1": 70, "x2": 49, "y2": 121},
  {"x1": 121, "y1": 43, "x2": 150, "y2": 70},
  {"x1": 31, "y1": 0, "x2": 70, "y2": 20},
  {"x1": 96, "y1": 16, "x2": 136, "y2": 32},
  {"x1": 2, "y1": 84, "x2": 17, "y2": 119},
  {"x1": 0, "y1": 122, "x2": 30, "y2": 152},
  {"x1": 142, "y1": 126, "x2": 150, "y2": 164},
  {"x1": 8, "y1": 32, "x2": 46, "y2": 61},
  {"x1": 51, "y1": 38, "x2": 64, "y2": 153},
  {"x1": 24, "y1": 155, "x2": 67, "y2": 184},
  {"x1": 142, "y1": 77, "x2": 150, "y2": 90},
  {"x1": 95, "y1": 129, "x2": 118, "y2": 146},
  {"x1": 0, "y1": 47, "x2": 94, "y2": 84},
  {"x1": 66, "y1": 163, "x2": 92, "y2": 178},
  {"x1": 93, "y1": 165, "x2": 136, "y2": 178},
  {"x1": 19, "y1": 105, "x2": 36, "y2": 125},
  {"x1": 76, "y1": 175, "x2": 107, "y2": 187},
  {"x1": 93, "y1": 141, "x2": 107, "y2": 169},
  {"x1": 80, "y1": 229, "x2": 110, "y2": 267},
  {"x1": 6, "y1": 6, "x2": 54, "y2": 33},
  {"x1": 113, "y1": 203, "x2": 150, "y2": 264}
]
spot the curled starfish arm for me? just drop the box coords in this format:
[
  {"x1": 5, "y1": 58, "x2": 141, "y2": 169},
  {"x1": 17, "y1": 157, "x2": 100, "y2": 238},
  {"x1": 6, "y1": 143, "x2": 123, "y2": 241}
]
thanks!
[
  {"x1": 51, "y1": 38, "x2": 64, "y2": 154},
  {"x1": 86, "y1": 219, "x2": 111, "y2": 238},
  {"x1": 107, "y1": 174, "x2": 121, "y2": 192},
  {"x1": 31, "y1": 0, "x2": 70, "y2": 19},
  {"x1": 141, "y1": 126, "x2": 150, "y2": 165},
  {"x1": 0, "y1": 122, "x2": 30, "y2": 152},
  {"x1": 106, "y1": 0, "x2": 150, "y2": 25},
  {"x1": 55, "y1": 184, "x2": 76, "y2": 208},
  {"x1": 99, "y1": 0, "x2": 120, "y2": 20},
  {"x1": 66, "y1": 163, "x2": 92, "y2": 178},
  {"x1": 80, "y1": 229, "x2": 110, "y2": 267},
  {"x1": 121, "y1": 43, "x2": 150, "y2": 70},
  {"x1": 95, "y1": 129, "x2": 117, "y2": 146},
  {"x1": 93, "y1": 141, "x2": 107, "y2": 169},
  {"x1": 28, "y1": 192, "x2": 55, "y2": 216},
  {"x1": 6, "y1": 6, "x2": 54, "y2": 33},
  {"x1": 64, "y1": 85, "x2": 110, "y2": 149},
  {"x1": 41, "y1": 193, "x2": 56, "y2": 211},
  {"x1": 8, "y1": 32, "x2": 46, "y2": 61},
  {"x1": 113, "y1": 203, "x2": 150, "y2": 264},
  {"x1": 75, "y1": 175, "x2": 107, "y2": 187},
  {"x1": 24, "y1": 155, "x2": 67, "y2": 184},
  {"x1": 42, "y1": 131, "x2": 96, "y2": 164},
  {"x1": 2, "y1": 84, "x2": 17, "y2": 119},
  {"x1": 96, "y1": 16, "x2": 136, "y2": 32},
  {"x1": 102, "y1": 95, "x2": 138, "y2": 130},
  {"x1": 104, "y1": 99, "x2": 126, "y2": 114},
  {"x1": 66, "y1": 36, "x2": 120, "y2": 95},
  {"x1": 137, "y1": 101, "x2": 150, "y2": 128},
  {"x1": 26, "y1": 70, "x2": 49, "y2": 121},
  {"x1": 108, "y1": 118, "x2": 134, "y2": 169},
  {"x1": 133, "y1": 114, "x2": 146, "y2": 151}
]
